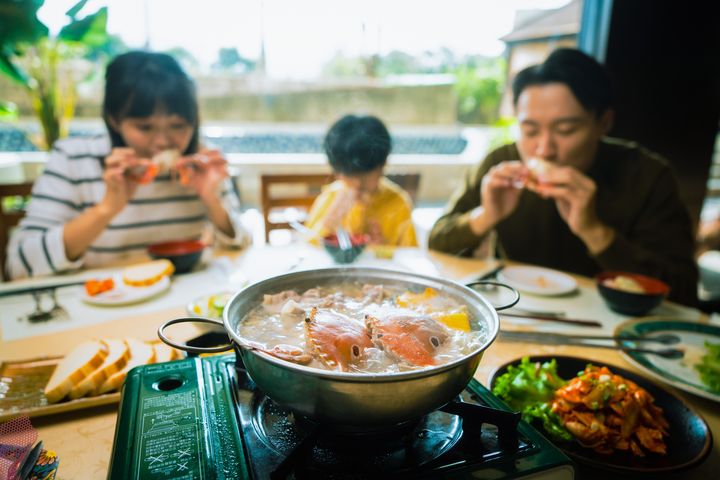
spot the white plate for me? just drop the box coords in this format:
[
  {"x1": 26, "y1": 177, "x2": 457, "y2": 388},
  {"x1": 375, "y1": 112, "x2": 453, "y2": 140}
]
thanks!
[
  {"x1": 187, "y1": 291, "x2": 235, "y2": 333},
  {"x1": 80, "y1": 275, "x2": 171, "y2": 306},
  {"x1": 498, "y1": 265, "x2": 577, "y2": 296}
]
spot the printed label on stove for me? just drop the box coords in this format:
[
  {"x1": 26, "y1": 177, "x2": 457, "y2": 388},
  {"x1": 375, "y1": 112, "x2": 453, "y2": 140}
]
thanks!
[{"x1": 138, "y1": 391, "x2": 205, "y2": 479}]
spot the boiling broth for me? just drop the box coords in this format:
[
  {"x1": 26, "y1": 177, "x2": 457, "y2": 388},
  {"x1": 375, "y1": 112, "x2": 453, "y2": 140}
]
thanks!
[{"x1": 236, "y1": 283, "x2": 487, "y2": 373}]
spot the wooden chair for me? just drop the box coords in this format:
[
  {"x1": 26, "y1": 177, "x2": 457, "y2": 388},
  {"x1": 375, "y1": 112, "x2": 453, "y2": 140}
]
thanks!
[
  {"x1": 0, "y1": 182, "x2": 34, "y2": 278},
  {"x1": 386, "y1": 173, "x2": 421, "y2": 204},
  {"x1": 260, "y1": 174, "x2": 333, "y2": 243}
]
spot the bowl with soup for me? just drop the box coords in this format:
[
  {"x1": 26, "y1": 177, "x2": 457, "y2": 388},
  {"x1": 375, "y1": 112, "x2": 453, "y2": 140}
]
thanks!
[
  {"x1": 596, "y1": 271, "x2": 669, "y2": 316},
  {"x1": 158, "y1": 267, "x2": 518, "y2": 428}
]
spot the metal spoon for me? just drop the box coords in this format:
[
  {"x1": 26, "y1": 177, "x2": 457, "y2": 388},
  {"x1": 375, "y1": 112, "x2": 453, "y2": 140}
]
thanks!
[
  {"x1": 336, "y1": 227, "x2": 352, "y2": 250},
  {"x1": 499, "y1": 331, "x2": 685, "y2": 358}
]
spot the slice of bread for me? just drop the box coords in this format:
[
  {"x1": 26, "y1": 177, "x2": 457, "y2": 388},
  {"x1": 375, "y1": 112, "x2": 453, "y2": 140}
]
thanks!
[
  {"x1": 122, "y1": 259, "x2": 174, "y2": 287},
  {"x1": 44, "y1": 340, "x2": 108, "y2": 404},
  {"x1": 68, "y1": 339, "x2": 130, "y2": 399},
  {"x1": 98, "y1": 338, "x2": 157, "y2": 394},
  {"x1": 152, "y1": 342, "x2": 179, "y2": 363}
]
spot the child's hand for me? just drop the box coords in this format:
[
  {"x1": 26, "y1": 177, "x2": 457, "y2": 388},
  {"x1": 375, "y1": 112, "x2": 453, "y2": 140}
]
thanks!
[
  {"x1": 366, "y1": 220, "x2": 385, "y2": 244},
  {"x1": 101, "y1": 148, "x2": 149, "y2": 215},
  {"x1": 174, "y1": 148, "x2": 228, "y2": 201},
  {"x1": 321, "y1": 187, "x2": 357, "y2": 232}
]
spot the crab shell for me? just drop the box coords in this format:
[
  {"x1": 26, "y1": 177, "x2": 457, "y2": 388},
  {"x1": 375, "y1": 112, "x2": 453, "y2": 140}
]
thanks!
[
  {"x1": 365, "y1": 312, "x2": 450, "y2": 367},
  {"x1": 304, "y1": 307, "x2": 373, "y2": 372}
]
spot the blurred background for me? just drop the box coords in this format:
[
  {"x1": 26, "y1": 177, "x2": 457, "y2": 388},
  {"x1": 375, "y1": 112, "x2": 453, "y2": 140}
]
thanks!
[{"x1": 0, "y1": 0, "x2": 718, "y2": 243}]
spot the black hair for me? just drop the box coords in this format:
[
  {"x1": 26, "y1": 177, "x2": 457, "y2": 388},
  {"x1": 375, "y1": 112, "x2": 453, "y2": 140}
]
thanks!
[
  {"x1": 103, "y1": 51, "x2": 200, "y2": 153},
  {"x1": 323, "y1": 114, "x2": 392, "y2": 175},
  {"x1": 512, "y1": 48, "x2": 613, "y2": 117}
]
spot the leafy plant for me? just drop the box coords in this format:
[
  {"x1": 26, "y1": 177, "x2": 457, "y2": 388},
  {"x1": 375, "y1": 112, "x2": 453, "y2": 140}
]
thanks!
[
  {"x1": 453, "y1": 57, "x2": 506, "y2": 124},
  {"x1": 0, "y1": 0, "x2": 109, "y2": 149}
]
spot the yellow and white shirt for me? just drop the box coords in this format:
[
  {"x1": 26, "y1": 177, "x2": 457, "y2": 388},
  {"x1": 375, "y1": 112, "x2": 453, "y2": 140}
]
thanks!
[{"x1": 305, "y1": 177, "x2": 417, "y2": 247}]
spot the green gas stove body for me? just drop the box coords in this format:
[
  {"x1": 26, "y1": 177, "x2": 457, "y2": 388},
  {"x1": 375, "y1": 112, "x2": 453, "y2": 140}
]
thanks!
[{"x1": 108, "y1": 355, "x2": 573, "y2": 479}]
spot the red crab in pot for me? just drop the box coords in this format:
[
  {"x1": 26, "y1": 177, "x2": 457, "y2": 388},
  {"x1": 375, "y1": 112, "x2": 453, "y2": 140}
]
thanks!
[
  {"x1": 304, "y1": 307, "x2": 374, "y2": 372},
  {"x1": 365, "y1": 310, "x2": 450, "y2": 367}
]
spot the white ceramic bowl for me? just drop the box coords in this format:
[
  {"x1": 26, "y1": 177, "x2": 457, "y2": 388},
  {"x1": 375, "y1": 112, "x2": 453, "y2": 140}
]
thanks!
[{"x1": 698, "y1": 250, "x2": 720, "y2": 295}]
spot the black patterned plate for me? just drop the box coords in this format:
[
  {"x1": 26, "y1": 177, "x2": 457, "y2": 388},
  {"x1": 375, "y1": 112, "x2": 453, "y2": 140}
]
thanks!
[{"x1": 489, "y1": 355, "x2": 712, "y2": 474}]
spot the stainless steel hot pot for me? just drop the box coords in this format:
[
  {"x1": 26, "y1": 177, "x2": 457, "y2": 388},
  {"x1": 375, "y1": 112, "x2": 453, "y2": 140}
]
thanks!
[{"x1": 159, "y1": 267, "x2": 517, "y2": 427}]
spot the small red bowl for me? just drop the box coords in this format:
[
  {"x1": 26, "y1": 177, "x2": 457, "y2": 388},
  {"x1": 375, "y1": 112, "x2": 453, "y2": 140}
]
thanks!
[
  {"x1": 148, "y1": 239, "x2": 205, "y2": 274},
  {"x1": 322, "y1": 233, "x2": 369, "y2": 264},
  {"x1": 322, "y1": 232, "x2": 369, "y2": 248},
  {"x1": 596, "y1": 271, "x2": 670, "y2": 316}
]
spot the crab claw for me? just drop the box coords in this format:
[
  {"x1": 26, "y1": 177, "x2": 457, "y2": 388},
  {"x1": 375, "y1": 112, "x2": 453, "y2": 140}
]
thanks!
[
  {"x1": 365, "y1": 311, "x2": 449, "y2": 366},
  {"x1": 244, "y1": 340, "x2": 312, "y2": 364},
  {"x1": 305, "y1": 307, "x2": 373, "y2": 372}
]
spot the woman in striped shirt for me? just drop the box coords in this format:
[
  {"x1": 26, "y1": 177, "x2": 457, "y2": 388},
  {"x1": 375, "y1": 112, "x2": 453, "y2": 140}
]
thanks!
[{"x1": 6, "y1": 51, "x2": 252, "y2": 280}]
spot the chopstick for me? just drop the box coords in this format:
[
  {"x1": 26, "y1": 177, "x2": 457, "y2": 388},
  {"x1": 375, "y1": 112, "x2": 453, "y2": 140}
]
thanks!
[
  {"x1": 500, "y1": 312, "x2": 602, "y2": 328},
  {"x1": 475, "y1": 264, "x2": 505, "y2": 281},
  {"x1": 500, "y1": 331, "x2": 680, "y2": 345},
  {"x1": 0, "y1": 281, "x2": 86, "y2": 298}
]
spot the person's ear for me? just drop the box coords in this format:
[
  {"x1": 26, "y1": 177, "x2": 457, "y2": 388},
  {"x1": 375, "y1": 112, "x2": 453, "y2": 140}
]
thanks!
[
  {"x1": 598, "y1": 109, "x2": 614, "y2": 136},
  {"x1": 106, "y1": 115, "x2": 121, "y2": 132}
]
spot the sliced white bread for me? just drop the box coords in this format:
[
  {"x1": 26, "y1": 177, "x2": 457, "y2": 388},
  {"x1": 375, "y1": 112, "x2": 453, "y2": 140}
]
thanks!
[
  {"x1": 153, "y1": 342, "x2": 180, "y2": 363},
  {"x1": 98, "y1": 338, "x2": 157, "y2": 394},
  {"x1": 68, "y1": 339, "x2": 130, "y2": 399},
  {"x1": 44, "y1": 340, "x2": 108, "y2": 404},
  {"x1": 122, "y1": 259, "x2": 174, "y2": 287}
]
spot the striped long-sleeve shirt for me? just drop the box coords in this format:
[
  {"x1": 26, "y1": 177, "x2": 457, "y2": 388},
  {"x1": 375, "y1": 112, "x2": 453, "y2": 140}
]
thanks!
[{"x1": 6, "y1": 135, "x2": 252, "y2": 280}]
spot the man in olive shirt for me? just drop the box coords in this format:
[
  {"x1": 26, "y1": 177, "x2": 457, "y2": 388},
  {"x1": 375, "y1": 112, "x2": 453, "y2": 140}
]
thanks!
[{"x1": 429, "y1": 49, "x2": 698, "y2": 306}]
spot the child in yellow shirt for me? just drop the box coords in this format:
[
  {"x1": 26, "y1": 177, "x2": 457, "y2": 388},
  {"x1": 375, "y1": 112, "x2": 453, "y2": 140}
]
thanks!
[{"x1": 305, "y1": 115, "x2": 418, "y2": 247}]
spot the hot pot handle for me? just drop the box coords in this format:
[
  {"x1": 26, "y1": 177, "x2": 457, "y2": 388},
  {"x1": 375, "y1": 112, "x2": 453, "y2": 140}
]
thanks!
[
  {"x1": 158, "y1": 317, "x2": 234, "y2": 354},
  {"x1": 465, "y1": 281, "x2": 520, "y2": 311}
]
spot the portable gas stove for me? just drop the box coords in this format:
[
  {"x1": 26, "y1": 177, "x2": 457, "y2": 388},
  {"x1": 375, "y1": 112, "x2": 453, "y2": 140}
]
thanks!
[{"x1": 108, "y1": 355, "x2": 573, "y2": 479}]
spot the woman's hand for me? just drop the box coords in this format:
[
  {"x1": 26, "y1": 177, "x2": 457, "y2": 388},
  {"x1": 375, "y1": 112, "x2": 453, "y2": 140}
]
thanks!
[
  {"x1": 101, "y1": 147, "x2": 149, "y2": 216},
  {"x1": 175, "y1": 148, "x2": 228, "y2": 202}
]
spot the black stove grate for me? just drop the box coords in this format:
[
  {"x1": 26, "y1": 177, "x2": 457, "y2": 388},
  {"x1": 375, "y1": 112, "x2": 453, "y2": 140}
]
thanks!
[{"x1": 229, "y1": 362, "x2": 528, "y2": 480}]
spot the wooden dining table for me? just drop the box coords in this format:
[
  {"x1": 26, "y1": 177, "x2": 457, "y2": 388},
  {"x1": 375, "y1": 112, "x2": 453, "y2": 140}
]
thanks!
[{"x1": 0, "y1": 244, "x2": 718, "y2": 479}]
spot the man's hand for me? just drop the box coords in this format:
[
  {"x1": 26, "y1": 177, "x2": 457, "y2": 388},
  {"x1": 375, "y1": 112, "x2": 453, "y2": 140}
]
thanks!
[
  {"x1": 530, "y1": 165, "x2": 615, "y2": 254},
  {"x1": 471, "y1": 161, "x2": 527, "y2": 233}
]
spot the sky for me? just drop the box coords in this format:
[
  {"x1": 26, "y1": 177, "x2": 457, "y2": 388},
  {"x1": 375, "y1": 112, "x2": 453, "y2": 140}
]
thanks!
[{"x1": 39, "y1": 0, "x2": 572, "y2": 79}]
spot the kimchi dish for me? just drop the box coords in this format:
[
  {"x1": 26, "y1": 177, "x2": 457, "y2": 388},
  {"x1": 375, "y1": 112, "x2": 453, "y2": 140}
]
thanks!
[{"x1": 552, "y1": 365, "x2": 669, "y2": 456}]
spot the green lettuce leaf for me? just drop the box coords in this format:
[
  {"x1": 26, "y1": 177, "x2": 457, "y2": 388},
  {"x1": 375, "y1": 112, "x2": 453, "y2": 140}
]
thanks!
[
  {"x1": 492, "y1": 357, "x2": 573, "y2": 441},
  {"x1": 695, "y1": 341, "x2": 720, "y2": 393}
]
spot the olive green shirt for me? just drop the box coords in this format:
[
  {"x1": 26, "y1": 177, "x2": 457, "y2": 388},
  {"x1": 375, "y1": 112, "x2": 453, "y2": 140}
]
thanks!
[{"x1": 429, "y1": 138, "x2": 698, "y2": 306}]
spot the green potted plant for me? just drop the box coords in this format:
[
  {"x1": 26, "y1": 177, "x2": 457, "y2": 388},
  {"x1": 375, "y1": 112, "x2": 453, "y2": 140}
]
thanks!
[{"x1": 0, "y1": 0, "x2": 109, "y2": 150}]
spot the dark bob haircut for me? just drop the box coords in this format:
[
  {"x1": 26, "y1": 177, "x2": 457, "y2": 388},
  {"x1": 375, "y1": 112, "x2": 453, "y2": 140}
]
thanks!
[
  {"x1": 103, "y1": 51, "x2": 200, "y2": 153},
  {"x1": 323, "y1": 114, "x2": 392, "y2": 175},
  {"x1": 512, "y1": 48, "x2": 613, "y2": 117}
]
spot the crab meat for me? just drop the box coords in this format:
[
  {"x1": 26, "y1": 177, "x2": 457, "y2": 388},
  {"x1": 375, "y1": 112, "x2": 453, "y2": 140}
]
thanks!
[
  {"x1": 243, "y1": 339, "x2": 312, "y2": 364},
  {"x1": 304, "y1": 307, "x2": 373, "y2": 372},
  {"x1": 263, "y1": 290, "x2": 302, "y2": 313},
  {"x1": 362, "y1": 284, "x2": 385, "y2": 304},
  {"x1": 365, "y1": 311, "x2": 450, "y2": 366},
  {"x1": 153, "y1": 149, "x2": 181, "y2": 174}
]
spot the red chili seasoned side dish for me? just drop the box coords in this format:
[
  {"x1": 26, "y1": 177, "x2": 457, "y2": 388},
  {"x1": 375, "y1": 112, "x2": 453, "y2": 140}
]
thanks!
[{"x1": 551, "y1": 365, "x2": 669, "y2": 456}]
